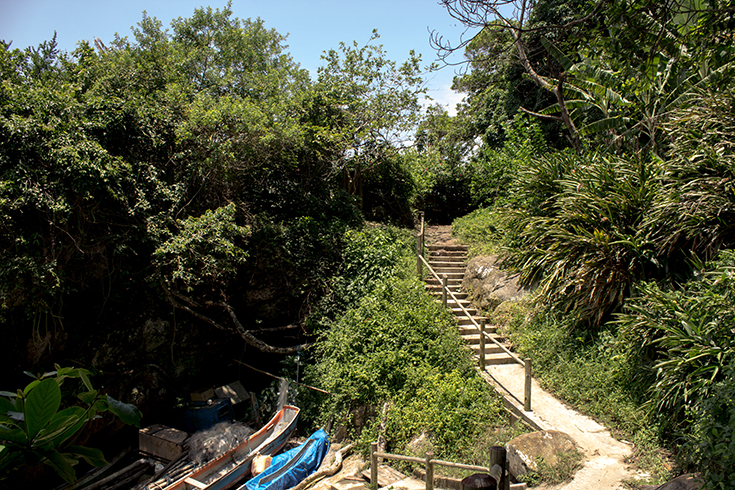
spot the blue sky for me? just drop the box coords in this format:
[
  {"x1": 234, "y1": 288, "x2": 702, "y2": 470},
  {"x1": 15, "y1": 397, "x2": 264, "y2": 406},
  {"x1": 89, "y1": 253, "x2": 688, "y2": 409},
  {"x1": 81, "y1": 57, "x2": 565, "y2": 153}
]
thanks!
[{"x1": 0, "y1": 0, "x2": 481, "y2": 114}]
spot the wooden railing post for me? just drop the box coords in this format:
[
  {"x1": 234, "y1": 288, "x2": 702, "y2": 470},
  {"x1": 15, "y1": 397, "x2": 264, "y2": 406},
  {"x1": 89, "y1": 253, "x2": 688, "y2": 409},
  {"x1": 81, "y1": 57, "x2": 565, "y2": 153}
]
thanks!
[
  {"x1": 425, "y1": 451, "x2": 434, "y2": 490},
  {"x1": 416, "y1": 234, "x2": 423, "y2": 279},
  {"x1": 524, "y1": 358, "x2": 532, "y2": 412},
  {"x1": 370, "y1": 442, "x2": 378, "y2": 488},
  {"x1": 416, "y1": 212, "x2": 425, "y2": 279},
  {"x1": 478, "y1": 319, "x2": 486, "y2": 369},
  {"x1": 489, "y1": 446, "x2": 508, "y2": 490},
  {"x1": 441, "y1": 275, "x2": 448, "y2": 308}
]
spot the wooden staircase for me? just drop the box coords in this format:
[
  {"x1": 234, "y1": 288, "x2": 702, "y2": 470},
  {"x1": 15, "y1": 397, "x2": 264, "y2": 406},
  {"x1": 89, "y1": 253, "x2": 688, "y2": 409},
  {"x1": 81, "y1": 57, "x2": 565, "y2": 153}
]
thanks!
[{"x1": 425, "y1": 244, "x2": 516, "y2": 366}]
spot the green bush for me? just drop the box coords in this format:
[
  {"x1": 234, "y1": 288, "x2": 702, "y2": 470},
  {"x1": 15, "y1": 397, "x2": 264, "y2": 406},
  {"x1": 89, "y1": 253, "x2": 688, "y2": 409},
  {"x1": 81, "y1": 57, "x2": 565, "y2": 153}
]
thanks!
[
  {"x1": 303, "y1": 223, "x2": 508, "y2": 463},
  {"x1": 384, "y1": 369, "x2": 505, "y2": 458},
  {"x1": 616, "y1": 251, "x2": 735, "y2": 431},
  {"x1": 504, "y1": 153, "x2": 664, "y2": 330},
  {"x1": 687, "y1": 366, "x2": 735, "y2": 489},
  {"x1": 308, "y1": 276, "x2": 466, "y2": 418},
  {"x1": 452, "y1": 207, "x2": 512, "y2": 256}
]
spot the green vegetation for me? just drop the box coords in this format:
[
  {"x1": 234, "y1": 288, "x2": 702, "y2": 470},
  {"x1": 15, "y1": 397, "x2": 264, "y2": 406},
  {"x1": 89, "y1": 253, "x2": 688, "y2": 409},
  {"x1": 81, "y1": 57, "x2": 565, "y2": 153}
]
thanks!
[
  {"x1": 436, "y1": 1, "x2": 735, "y2": 486},
  {"x1": 0, "y1": 367, "x2": 142, "y2": 484},
  {"x1": 3, "y1": 0, "x2": 735, "y2": 487},
  {"x1": 303, "y1": 226, "x2": 510, "y2": 465}
]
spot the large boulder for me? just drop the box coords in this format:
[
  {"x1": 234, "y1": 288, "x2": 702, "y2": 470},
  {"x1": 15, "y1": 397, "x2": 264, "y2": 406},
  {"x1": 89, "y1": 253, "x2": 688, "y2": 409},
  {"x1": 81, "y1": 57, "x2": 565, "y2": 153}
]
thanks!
[
  {"x1": 506, "y1": 430, "x2": 579, "y2": 478},
  {"x1": 641, "y1": 474, "x2": 703, "y2": 490},
  {"x1": 462, "y1": 256, "x2": 530, "y2": 312}
]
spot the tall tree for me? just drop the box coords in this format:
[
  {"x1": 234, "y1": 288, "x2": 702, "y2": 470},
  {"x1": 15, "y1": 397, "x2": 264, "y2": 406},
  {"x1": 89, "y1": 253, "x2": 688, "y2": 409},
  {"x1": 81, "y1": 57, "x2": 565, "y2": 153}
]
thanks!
[{"x1": 316, "y1": 31, "x2": 426, "y2": 200}]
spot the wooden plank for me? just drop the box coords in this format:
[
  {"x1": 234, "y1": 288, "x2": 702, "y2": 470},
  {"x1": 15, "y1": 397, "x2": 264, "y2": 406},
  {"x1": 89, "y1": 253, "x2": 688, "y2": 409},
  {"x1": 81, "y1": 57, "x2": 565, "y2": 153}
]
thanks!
[
  {"x1": 362, "y1": 465, "x2": 406, "y2": 487},
  {"x1": 184, "y1": 477, "x2": 207, "y2": 489}
]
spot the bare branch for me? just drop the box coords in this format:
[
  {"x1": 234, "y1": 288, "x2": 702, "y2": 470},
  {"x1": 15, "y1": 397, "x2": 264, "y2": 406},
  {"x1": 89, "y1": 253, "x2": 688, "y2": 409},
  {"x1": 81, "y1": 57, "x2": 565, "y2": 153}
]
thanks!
[{"x1": 158, "y1": 278, "x2": 307, "y2": 354}]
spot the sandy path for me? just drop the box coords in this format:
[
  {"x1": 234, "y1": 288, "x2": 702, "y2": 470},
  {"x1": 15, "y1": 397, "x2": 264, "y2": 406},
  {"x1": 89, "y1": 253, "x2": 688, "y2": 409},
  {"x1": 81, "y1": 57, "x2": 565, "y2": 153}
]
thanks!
[{"x1": 484, "y1": 363, "x2": 635, "y2": 489}]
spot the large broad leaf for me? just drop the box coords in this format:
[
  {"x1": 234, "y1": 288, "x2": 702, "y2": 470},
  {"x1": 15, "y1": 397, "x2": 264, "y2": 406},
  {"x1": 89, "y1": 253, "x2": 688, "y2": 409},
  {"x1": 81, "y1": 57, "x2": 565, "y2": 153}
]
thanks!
[
  {"x1": 541, "y1": 37, "x2": 574, "y2": 71},
  {"x1": 43, "y1": 448, "x2": 78, "y2": 484},
  {"x1": 0, "y1": 426, "x2": 28, "y2": 444},
  {"x1": 0, "y1": 397, "x2": 15, "y2": 414},
  {"x1": 67, "y1": 445, "x2": 107, "y2": 467},
  {"x1": 106, "y1": 396, "x2": 142, "y2": 427},
  {"x1": 25, "y1": 378, "x2": 61, "y2": 441},
  {"x1": 34, "y1": 407, "x2": 86, "y2": 448}
]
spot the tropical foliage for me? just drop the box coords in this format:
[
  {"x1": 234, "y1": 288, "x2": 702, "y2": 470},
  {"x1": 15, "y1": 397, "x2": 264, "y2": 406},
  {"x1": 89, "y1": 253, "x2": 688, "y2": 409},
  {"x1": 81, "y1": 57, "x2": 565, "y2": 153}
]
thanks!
[
  {"x1": 437, "y1": 0, "x2": 735, "y2": 485},
  {"x1": 0, "y1": 367, "x2": 142, "y2": 484},
  {"x1": 303, "y1": 226, "x2": 507, "y2": 462}
]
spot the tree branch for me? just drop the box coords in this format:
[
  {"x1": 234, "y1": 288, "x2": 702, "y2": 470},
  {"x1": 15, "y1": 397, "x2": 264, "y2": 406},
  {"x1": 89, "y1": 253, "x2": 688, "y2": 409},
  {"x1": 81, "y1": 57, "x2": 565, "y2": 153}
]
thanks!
[{"x1": 158, "y1": 278, "x2": 307, "y2": 354}]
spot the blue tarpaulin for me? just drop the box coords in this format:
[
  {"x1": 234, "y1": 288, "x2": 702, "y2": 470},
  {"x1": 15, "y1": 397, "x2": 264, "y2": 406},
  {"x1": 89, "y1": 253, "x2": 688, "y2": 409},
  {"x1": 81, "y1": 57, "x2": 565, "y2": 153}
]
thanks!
[{"x1": 243, "y1": 429, "x2": 330, "y2": 490}]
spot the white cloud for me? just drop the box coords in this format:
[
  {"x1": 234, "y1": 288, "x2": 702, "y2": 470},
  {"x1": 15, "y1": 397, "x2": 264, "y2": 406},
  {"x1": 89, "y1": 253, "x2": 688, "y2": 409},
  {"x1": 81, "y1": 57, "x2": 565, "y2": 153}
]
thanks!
[{"x1": 424, "y1": 84, "x2": 465, "y2": 117}]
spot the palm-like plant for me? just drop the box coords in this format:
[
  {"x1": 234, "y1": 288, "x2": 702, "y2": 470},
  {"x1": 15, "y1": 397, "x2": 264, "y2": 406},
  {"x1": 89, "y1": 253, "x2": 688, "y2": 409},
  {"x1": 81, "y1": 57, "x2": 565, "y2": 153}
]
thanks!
[
  {"x1": 503, "y1": 152, "x2": 663, "y2": 329},
  {"x1": 616, "y1": 251, "x2": 735, "y2": 430},
  {"x1": 647, "y1": 83, "x2": 735, "y2": 260}
]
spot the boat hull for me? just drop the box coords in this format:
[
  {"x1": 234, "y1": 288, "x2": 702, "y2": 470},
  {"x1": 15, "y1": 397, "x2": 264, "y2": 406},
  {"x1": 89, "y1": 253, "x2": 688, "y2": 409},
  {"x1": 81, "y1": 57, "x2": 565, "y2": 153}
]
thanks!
[
  {"x1": 163, "y1": 405, "x2": 300, "y2": 490},
  {"x1": 242, "y1": 429, "x2": 330, "y2": 490}
]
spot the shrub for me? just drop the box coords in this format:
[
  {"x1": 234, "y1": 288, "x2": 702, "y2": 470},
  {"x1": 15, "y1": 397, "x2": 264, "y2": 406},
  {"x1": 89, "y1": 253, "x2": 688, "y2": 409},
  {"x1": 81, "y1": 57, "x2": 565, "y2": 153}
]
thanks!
[
  {"x1": 504, "y1": 153, "x2": 664, "y2": 330},
  {"x1": 452, "y1": 207, "x2": 512, "y2": 256},
  {"x1": 616, "y1": 251, "x2": 735, "y2": 432},
  {"x1": 687, "y1": 366, "x2": 735, "y2": 489}
]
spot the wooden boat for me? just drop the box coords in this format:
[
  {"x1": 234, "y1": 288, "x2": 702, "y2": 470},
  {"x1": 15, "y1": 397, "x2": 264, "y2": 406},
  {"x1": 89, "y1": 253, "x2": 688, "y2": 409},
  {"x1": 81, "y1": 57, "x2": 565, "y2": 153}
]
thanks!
[
  {"x1": 240, "y1": 429, "x2": 330, "y2": 490},
  {"x1": 162, "y1": 405, "x2": 300, "y2": 490}
]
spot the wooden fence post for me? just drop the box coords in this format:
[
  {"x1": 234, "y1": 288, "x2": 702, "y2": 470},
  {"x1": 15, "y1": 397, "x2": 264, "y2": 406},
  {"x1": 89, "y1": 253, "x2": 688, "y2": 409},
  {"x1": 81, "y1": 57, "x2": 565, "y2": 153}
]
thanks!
[
  {"x1": 479, "y1": 319, "x2": 486, "y2": 370},
  {"x1": 524, "y1": 358, "x2": 532, "y2": 412},
  {"x1": 370, "y1": 442, "x2": 378, "y2": 488},
  {"x1": 489, "y1": 446, "x2": 508, "y2": 490},
  {"x1": 441, "y1": 275, "x2": 448, "y2": 308},
  {"x1": 425, "y1": 451, "x2": 434, "y2": 490},
  {"x1": 416, "y1": 234, "x2": 422, "y2": 279}
]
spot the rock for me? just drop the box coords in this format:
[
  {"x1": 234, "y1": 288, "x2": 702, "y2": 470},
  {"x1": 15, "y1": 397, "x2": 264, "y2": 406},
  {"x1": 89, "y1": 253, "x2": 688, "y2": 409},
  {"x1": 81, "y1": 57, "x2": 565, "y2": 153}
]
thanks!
[
  {"x1": 405, "y1": 432, "x2": 433, "y2": 456},
  {"x1": 506, "y1": 430, "x2": 578, "y2": 478},
  {"x1": 462, "y1": 256, "x2": 530, "y2": 312},
  {"x1": 651, "y1": 474, "x2": 703, "y2": 490}
]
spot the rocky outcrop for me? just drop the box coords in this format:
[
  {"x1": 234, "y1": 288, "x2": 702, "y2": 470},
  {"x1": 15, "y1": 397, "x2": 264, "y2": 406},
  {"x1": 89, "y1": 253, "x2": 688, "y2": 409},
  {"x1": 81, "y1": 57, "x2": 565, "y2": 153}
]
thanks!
[
  {"x1": 462, "y1": 256, "x2": 531, "y2": 312},
  {"x1": 506, "y1": 430, "x2": 579, "y2": 478},
  {"x1": 641, "y1": 474, "x2": 703, "y2": 490}
]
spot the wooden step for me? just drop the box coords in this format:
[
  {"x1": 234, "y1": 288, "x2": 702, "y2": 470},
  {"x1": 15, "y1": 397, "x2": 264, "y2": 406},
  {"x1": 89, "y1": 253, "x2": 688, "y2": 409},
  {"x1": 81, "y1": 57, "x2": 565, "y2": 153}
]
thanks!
[
  {"x1": 427, "y1": 244, "x2": 468, "y2": 252},
  {"x1": 458, "y1": 324, "x2": 497, "y2": 335},
  {"x1": 425, "y1": 285, "x2": 463, "y2": 295},
  {"x1": 469, "y1": 343, "x2": 508, "y2": 355},
  {"x1": 429, "y1": 264, "x2": 465, "y2": 272},
  {"x1": 484, "y1": 353, "x2": 518, "y2": 366}
]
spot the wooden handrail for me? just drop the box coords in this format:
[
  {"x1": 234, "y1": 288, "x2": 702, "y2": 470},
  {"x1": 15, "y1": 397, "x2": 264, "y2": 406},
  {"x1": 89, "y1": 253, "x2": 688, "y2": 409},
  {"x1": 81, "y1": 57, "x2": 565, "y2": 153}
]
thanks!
[
  {"x1": 416, "y1": 216, "x2": 532, "y2": 412},
  {"x1": 370, "y1": 442, "x2": 513, "y2": 490},
  {"x1": 419, "y1": 254, "x2": 526, "y2": 367}
]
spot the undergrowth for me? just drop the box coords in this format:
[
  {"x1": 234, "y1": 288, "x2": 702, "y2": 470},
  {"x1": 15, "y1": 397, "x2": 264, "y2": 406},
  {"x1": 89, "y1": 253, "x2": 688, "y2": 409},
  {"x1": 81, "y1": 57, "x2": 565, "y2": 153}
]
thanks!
[{"x1": 301, "y1": 223, "x2": 513, "y2": 467}]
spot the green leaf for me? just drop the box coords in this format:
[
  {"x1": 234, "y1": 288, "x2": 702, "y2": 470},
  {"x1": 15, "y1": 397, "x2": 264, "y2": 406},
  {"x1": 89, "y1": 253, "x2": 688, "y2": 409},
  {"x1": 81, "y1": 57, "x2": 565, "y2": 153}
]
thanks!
[
  {"x1": 43, "y1": 448, "x2": 78, "y2": 483},
  {"x1": 106, "y1": 396, "x2": 142, "y2": 427},
  {"x1": 0, "y1": 391, "x2": 16, "y2": 398},
  {"x1": 79, "y1": 371, "x2": 93, "y2": 392},
  {"x1": 23, "y1": 379, "x2": 41, "y2": 396},
  {"x1": 34, "y1": 407, "x2": 87, "y2": 448},
  {"x1": 0, "y1": 426, "x2": 28, "y2": 444},
  {"x1": 77, "y1": 390, "x2": 98, "y2": 406},
  {"x1": 67, "y1": 445, "x2": 107, "y2": 467},
  {"x1": 25, "y1": 378, "x2": 61, "y2": 441},
  {"x1": 0, "y1": 397, "x2": 15, "y2": 414}
]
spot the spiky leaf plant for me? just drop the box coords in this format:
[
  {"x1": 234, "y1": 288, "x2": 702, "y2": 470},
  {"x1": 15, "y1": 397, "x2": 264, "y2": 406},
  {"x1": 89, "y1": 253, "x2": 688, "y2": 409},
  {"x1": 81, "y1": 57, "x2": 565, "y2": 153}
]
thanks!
[
  {"x1": 504, "y1": 152, "x2": 664, "y2": 329},
  {"x1": 615, "y1": 251, "x2": 735, "y2": 431},
  {"x1": 647, "y1": 85, "x2": 735, "y2": 260}
]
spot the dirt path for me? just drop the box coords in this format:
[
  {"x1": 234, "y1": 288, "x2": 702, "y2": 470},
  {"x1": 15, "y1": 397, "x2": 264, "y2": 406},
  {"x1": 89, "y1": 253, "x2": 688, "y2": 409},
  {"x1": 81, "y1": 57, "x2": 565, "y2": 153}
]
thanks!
[
  {"x1": 484, "y1": 364, "x2": 635, "y2": 489},
  {"x1": 424, "y1": 225, "x2": 638, "y2": 489}
]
